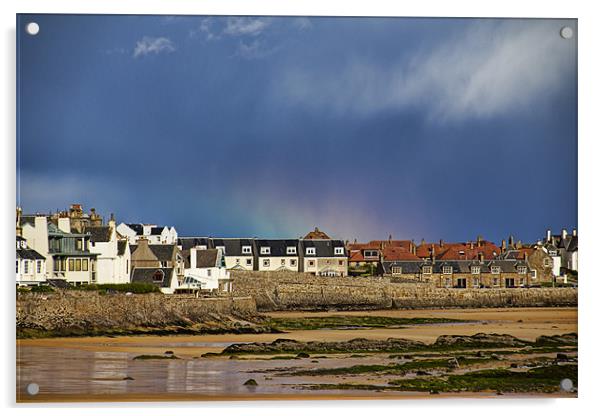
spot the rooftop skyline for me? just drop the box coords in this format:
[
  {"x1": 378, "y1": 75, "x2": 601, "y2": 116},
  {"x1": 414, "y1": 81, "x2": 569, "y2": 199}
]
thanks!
[{"x1": 17, "y1": 15, "x2": 577, "y2": 243}]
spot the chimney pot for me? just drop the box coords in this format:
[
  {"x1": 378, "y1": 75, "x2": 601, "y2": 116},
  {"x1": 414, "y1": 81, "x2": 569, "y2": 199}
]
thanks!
[{"x1": 572, "y1": 228, "x2": 577, "y2": 237}]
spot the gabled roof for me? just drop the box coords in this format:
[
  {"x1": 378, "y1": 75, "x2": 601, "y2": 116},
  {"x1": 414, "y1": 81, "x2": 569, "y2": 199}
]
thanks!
[
  {"x1": 126, "y1": 223, "x2": 144, "y2": 235},
  {"x1": 256, "y1": 239, "x2": 299, "y2": 257},
  {"x1": 87, "y1": 226, "x2": 112, "y2": 243},
  {"x1": 131, "y1": 267, "x2": 174, "y2": 288},
  {"x1": 117, "y1": 240, "x2": 128, "y2": 256},
  {"x1": 131, "y1": 243, "x2": 177, "y2": 262},
  {"x1": 195, "y1": 249, "x2": 219, "y2": 268},
  {"x1": 150, "y1": 226, "x2": 166, "y2": 235}
]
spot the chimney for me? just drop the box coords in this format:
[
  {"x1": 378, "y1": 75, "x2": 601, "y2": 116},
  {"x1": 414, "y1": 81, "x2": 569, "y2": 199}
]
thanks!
[
  {"x1": 470, "y1": 241, "x2": 474, "y2": 250},
  {"x1": 439, "y1": 239, "x2": 444, "y2": 247},
  {"x1": 546, "y1": 229, "x2": 552, "y2": 242},
  {"x1": 561, "y1": 229, "x2": 567, "y2": 239},
  {"x1": 501, "y1": 239, "x2": 507, "y2": 252},
  {"x1": 58, "y1": 217, "x2": 71, "y2": 233},
  {"x1": 509, "y1": 235, "x2": 514, "y2": 247},
  {"x1": 388, "y1": 234, "x2": 392, "y2": 243},
  {"x1": 477, "y1": 235, "x2": 483, "y2": 247},
  {"x1": 16, "y1": 207, "x2": 22, "y2": 237},
  {"x1": 108, "y1": 213, "x2": 116, "y2": 230},
  {"x1": 190, "y1": 247, "x2": 197, "y2": 269},
  {"x1": 572, "y1": 228, "x2": 577, "y2": 237},
  {"x1": 430, "y1": 243, "x2": 436, "y2": 258},
  {"x1": 421, "y1": 238, "x2": 425, "y2": 245}
]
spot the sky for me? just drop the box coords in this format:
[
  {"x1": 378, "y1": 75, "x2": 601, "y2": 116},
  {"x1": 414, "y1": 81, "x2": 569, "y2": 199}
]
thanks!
[{"x1": 16, "y1": 15, "x2": 578, "y2": 243}]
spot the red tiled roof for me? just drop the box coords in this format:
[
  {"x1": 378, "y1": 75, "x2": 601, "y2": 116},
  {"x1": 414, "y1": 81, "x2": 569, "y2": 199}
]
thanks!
[
  {"x1": 437, "y1": 242, "x2": 501, "y2": 261},
  {"x1": 382, "y1": 247, "x2": 420, "y2": 261}
]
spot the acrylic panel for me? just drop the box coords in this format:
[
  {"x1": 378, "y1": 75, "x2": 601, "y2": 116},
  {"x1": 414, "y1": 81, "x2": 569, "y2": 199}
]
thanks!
[{"x1": 16, "y1": 14, "x2": 578, "y2": 402}]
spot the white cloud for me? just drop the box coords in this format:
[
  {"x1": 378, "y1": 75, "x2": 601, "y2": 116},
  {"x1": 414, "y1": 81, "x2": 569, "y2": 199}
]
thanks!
[
  {"x1": 133, "y1": 36, "x2": 175, "y2": 58},
  {"x1": 235, "y1": 39, "x2": 278, "y2": 60},
  {"x1": 223, "y1": 17, "x2": 270, "y2": 37},
  {"x1": 272, "y1": 20, "x2": 576, "y2": 122}
]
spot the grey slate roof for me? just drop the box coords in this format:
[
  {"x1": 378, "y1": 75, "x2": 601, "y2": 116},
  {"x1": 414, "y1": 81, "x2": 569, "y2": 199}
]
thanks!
[
  {"x1": 87, "y1": 226, "x2": 112, "y2": 243},
  {"x1": 150, "y1": 226, "x2": 165, "y2": 236},
  {"x1": 126, "y1": 223, "x2": 144, "y2": 235},
  {"x1": 212, "y1": 238, "x2": 256, "y2": 256},
  {"x1": 178, "y1": 237, "x2": 211, "y2": 251},
  {"x1": 195, "y1": 249, "x2": 219, "y2": 268},
  {"x1": 300, "y1": 239, "x2": 346, "y2": 257},
  {"x1": 381, "y1": 259, "x2": 528, "y2": 275},
  {"x1": 256, "y1": 239, "x2": 299, "y2": 257},
  {"x1": 131, "y1": 267, "x2": 174, "y2": 288},
  {"x1": 16, "y1": 248, "x2": 46, "y2": 260}
]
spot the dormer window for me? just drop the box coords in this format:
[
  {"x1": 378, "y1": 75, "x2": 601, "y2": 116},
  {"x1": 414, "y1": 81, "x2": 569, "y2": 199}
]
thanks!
[
  {"x1": 286, "y1": 246, "x2": 297, "y2": 255},
  {"x1": 422, "y1": 266, "x2": 432, "y2": 275},
  {"x1": 471, "y1": 266, "x2": 481, "y2": 274},
  {"x1": 458, "y1": 250, "x2": 465, "y2": 256},
  {"x1": 549, "y1": 250, "x2": 557, "y2": 257},
  {"x1": 260, "y1": 246, "x2": 271, "y2": 255},
  {"x1": 442, "y1": 266, "x2": 453, "y2": 274},
  {"x1": 491, "y1": 266, "x2": 501, "y2": 274},
  {"x1": 391, "y1": 266, "x2": 402, "y2": 275},
  {"x1": 517, "y1": 266, "x2": 528, "y2": 274},
  {"x1": 242, "y1": 246, "x2": 252, "y2": 254},
  {"x1": 306, "y1": 247, "x2": 316, "y2": 256},
  {"x1": 364, "y1": 250, "x2": 378, "y2": 258},
  {"x1": 334, "y1": 247, "x2": 344, "y2": 255}
]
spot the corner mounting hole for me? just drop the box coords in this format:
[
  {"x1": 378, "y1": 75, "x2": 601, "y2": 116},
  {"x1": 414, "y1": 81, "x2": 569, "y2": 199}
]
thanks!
[
  {"x1": 560, "y1": 378, "x2": 573, "y2": 392},
  {"x1": 560, "y1": 26, "x2": 573, "y2": 39},
  {"x1": 26, "y1": 22, "x2": 40, "y2": 36},
  {"x1": 26, "y1": 383, "x2": 39, "y2": 395}
]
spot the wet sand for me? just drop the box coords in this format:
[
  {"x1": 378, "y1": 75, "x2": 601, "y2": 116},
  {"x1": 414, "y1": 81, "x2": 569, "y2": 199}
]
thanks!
[{"x1": 16, "y1": 307, "x2": 577, "y2": 402}]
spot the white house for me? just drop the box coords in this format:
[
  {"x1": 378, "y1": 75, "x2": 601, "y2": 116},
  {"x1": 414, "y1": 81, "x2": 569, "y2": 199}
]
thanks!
[
  {"x1": 88, "y1": 217, "x2": 131, "y2": 284},
  {"x1": 210, "y1": 238, "x2": 256, "y2": 271},
  {"x1": 16, "y1": 236, "x2": 47, "y2": 286},
  {"x1": 117, "y1": 223, "x2": 178, "y2": 244},
  {"x1": 181, "y1": 248, "x2": 231, "y2": 292},
  {"x1": 256, "y1": 239, "x2": 300, "y2": 272}
]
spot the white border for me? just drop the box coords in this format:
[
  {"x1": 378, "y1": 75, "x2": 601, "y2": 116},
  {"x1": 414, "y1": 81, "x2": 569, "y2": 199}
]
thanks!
[{"x1": 2, "y1": 0, "x2": 601, "y2": 414}]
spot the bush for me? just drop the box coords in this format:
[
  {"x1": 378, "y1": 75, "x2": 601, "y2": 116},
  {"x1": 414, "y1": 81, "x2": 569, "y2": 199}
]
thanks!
[
  {"x1": 68, "y1": 282, "x2": 161, "y2": 294},
  {"x1": 30, "y1": 285, "x2": 55, "y2": 293}
]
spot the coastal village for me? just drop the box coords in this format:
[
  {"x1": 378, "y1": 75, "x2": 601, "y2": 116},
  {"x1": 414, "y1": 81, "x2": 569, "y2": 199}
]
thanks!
[{"x1": 16, "y1": 204, "x2": 578, "y2": 294}]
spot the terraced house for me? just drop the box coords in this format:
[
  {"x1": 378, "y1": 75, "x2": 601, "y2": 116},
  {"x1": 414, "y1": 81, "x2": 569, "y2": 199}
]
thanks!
[{"x1": 256, "y1": 239, "x2": 300, "y2": 272}]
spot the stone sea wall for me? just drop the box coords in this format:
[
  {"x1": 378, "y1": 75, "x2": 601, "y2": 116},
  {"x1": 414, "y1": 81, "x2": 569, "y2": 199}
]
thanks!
[
  {"x1": 17, "y1": 291, "x2": 257, "y2": 336},
  {"x1": 230, "y1": 271, "x2": 578, "y2": 311}
]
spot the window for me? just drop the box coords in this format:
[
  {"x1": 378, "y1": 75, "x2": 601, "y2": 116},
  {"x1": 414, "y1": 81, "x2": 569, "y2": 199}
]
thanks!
[
  {"x1": 491, "y1": 266, "x2": 501, "y2": 274},
  {"x1": 23, "y1": 260, "x2": 29, "y2": 274},
  {"x1": 520, "y1": 278, "x2": 525, "y2": 286},
  {"x1": 260, "y1": 247, "x2": 270, "y2": 255},
  {"x1": 517, "y1": 266, "x2": 527, "y2": 274},
  {"x1": 549, "y1": 250, "x2": 557, "y2": 257},
  {"x1": 161, "y1": 261, "x2": 169, "y2": 267},
  {"x1": 391, "y1": 266, "x2": 402, "y2": 275},
  {"x1": 242, "y1": 246, "x2": 252, "y2": 254},
  {"x1": 263, "y1": 259, "x2": 270, "y2": 267},
  {"x1": 308, "y1": 260, "x2": 315, "y2": 267},
  {"x1": 246, "y1": 259, "x2": 252, "y2": 266},
  {"x1": 442, "y1": 266, "x2": 453, "y2": 274},
  {"x1": 75, "y1": 259, "x2": 82, "y2": 272},
  {"x1": 306, "y1": 247, "x2": 316, "y2": 256},
  {"x1": 82, "y1": 259, "x2": 89, "y2": 271},
  {"x1": 422, "y1": 266, "x2": 432, "y2": 275},
  {"x1": 153, "y1": 270, "x2": 164, "y2": 282},
  {"x1": 445, "y1": 277, "x2": 452, "y2": 287},
  {"x1": 16, "y1": 260, "x2": 19, "y2": 273},
  {"x1": 76, "y1": 239, "x2": 82, "y2": 251},
  {"x1": 493, "y1": 277, "x2": 499, "y2": 286},
  {"x1": 36, "y1": 260, "x2": 42, "y2": 274},
  {"x1": 339, "y1": 260, "x2": 344, "y2": 266},
  {"x1": 334, "y1": 247, "x2": 344, "y2": 255},
  {"x1": 207, "y1": 269, "x2": 212, "y2": 277},
  {"x1": 544, "y1": 258, "x2": 552, "y2": 267},
  {"x1": 290, "y1": 259, "x2": 297, "y2": 267},
  {"x1": 471, "y1": 266, "x2": 480, "y2": 274},
  {"x1": 68, "y1": 259, "x2": 75, "y2": 271},
  {"x1": 286, "y1": 246, "x2": 297, "y2": 255},
  {"x1": 235, "y1": 258, "x2": 240, "y2": 264},
  {"x1": 473, "y1": 277, "x2": 479, "y2": 287},
  {"x1": 364, "y1": 250, "x2": 378, "y2": 258},
  {"x1": 126, "y1": 260, "x2": 129, "y2": 271},
  {"x1": 281, "y1": 259, "x2": 286, "y2": 266}
]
